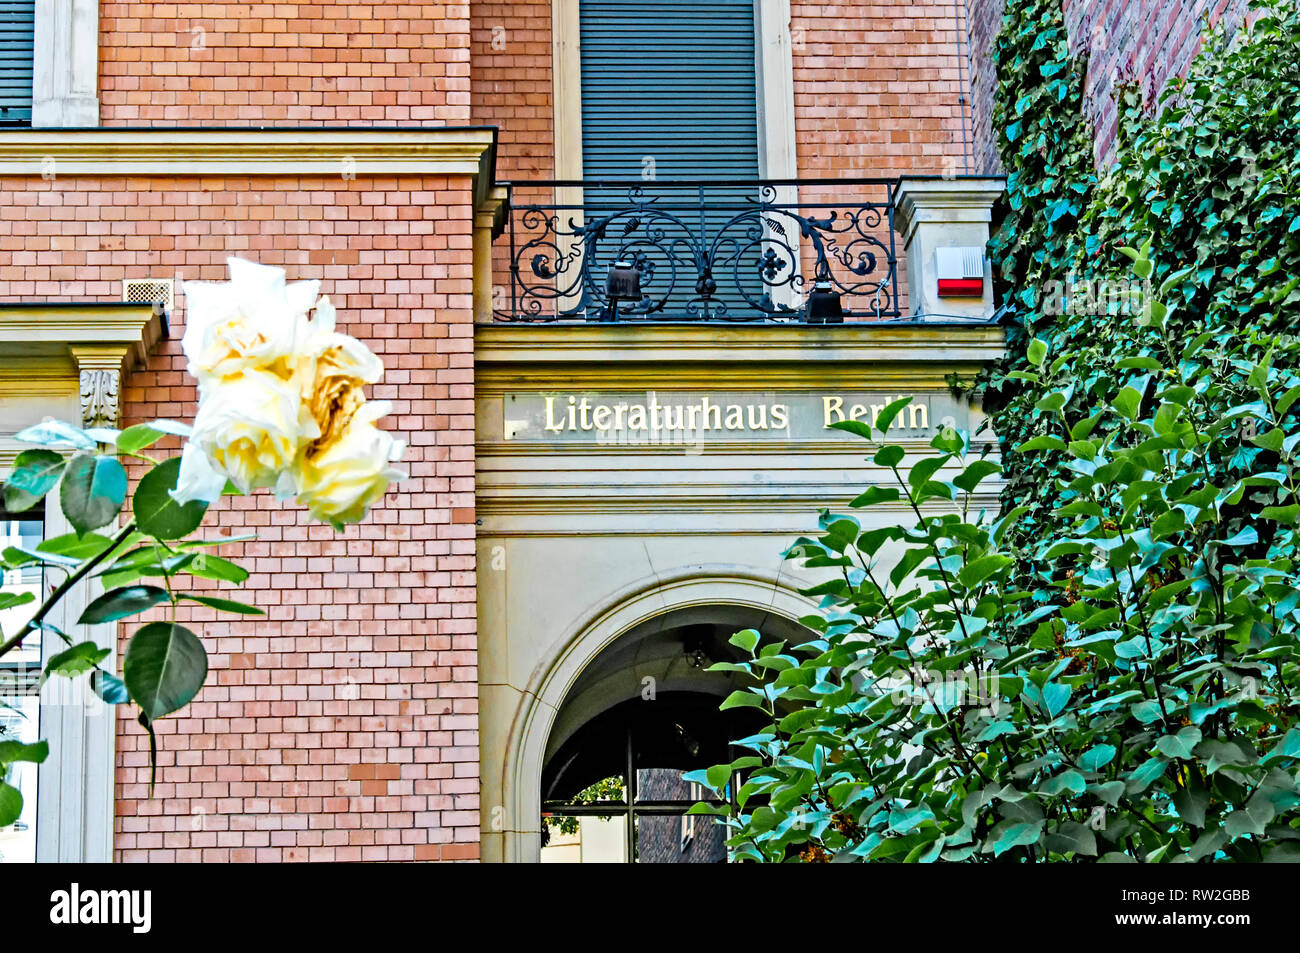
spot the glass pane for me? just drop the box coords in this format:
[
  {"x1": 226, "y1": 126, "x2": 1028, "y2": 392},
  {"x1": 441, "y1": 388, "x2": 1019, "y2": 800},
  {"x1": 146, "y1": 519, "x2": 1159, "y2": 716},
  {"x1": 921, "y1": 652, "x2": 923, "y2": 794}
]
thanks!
[
  {"x1": 545, "y1": 773, "x2": 624, "y2": 807},
  {"x1": 634, "y1": 766, "x2": 701, "y2": 803},
  {"x1": 541, "y1": 813, "x2": 628, "y2": 863},
  {"x1": 0, "y1": 516, "x2": 43, "y2": 864},
  {"x1": 636, "y1": 810, "x2": 727, "y2": 863}
]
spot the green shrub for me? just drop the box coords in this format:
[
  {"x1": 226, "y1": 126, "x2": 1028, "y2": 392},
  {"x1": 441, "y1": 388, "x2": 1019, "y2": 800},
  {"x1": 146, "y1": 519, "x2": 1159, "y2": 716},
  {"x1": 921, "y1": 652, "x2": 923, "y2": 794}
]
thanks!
[{"x1": 690, "y1": 248, "x2": 1300, "y2": 861}]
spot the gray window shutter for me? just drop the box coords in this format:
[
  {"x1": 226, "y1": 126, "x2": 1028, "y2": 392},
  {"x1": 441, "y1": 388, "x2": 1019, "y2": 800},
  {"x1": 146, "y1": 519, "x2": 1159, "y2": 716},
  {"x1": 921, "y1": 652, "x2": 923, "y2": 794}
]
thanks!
[
  {"x1": 0, "y1": 1, "x2": 34, "y2": 126},
  {"x1": 579, "y1": 0, "x2": 760, "y2": 179},
  {"x1": 579, "y1": 0, "x2": 763, "y2": 319}
]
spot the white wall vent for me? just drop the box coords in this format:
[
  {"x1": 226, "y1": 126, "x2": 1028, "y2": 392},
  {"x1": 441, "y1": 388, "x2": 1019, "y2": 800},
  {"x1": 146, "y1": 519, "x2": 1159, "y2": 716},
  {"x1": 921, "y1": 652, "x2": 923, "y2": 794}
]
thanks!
[{"x1": 122, "y1": 277, "x2": 174, "y2": 312}]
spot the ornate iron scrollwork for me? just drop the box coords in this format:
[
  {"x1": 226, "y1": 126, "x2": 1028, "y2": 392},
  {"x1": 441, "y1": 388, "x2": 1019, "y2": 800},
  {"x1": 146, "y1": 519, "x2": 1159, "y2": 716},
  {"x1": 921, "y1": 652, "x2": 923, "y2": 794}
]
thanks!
[{"x1": 496, "y1": 179, "x2": 899, "y2": 322}]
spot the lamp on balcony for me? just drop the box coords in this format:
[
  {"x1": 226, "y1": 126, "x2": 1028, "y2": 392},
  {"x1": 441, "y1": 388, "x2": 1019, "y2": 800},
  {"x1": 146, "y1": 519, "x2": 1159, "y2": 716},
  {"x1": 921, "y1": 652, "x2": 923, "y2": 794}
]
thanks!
[
  {"x1": 604, "y1": 260, "x2": 642, "y2": 321},
  {"x1": 805, "y1": 279, "x2": 844, "y2": 324}
]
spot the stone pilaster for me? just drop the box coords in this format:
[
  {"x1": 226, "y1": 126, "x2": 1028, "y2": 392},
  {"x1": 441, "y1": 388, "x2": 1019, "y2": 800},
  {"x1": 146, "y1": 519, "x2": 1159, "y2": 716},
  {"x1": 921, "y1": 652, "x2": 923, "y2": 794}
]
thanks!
[{"x1": 893, "y1": 178, "x2": 1005, "y2": 321}]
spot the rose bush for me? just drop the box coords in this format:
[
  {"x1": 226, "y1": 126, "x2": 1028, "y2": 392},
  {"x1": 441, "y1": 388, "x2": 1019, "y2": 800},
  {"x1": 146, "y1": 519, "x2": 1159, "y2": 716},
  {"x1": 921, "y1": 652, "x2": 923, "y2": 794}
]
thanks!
[{"x1": 0, "y1": 260, "x2": 403, "y2": 809}]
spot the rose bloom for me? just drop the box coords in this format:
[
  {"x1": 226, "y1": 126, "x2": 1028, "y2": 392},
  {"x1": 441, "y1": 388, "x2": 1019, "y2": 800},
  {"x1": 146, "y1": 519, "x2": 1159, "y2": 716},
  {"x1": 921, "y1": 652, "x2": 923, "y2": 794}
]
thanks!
[
  {"x1": 295, "y1": 296, "x2": 384, "y2": 446},
  {"x1": 188, "y1": 367, "x2": 304, "y2": 495},
  {"x1": 169, "y1": 262, "x2": 404, "y2": 525},
  {"x1": 181, "y1": 258, "x2": 319, "y2": 384},
  {"x1": 293, "y1": 402, "x2": 406, "y2": 527}
]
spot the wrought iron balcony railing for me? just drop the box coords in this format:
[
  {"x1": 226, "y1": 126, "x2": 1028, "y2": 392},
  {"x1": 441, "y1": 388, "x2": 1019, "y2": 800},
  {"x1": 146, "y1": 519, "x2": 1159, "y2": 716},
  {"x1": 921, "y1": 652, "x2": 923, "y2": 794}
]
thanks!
[{"x1": 492, "y1": 178, "x2": 900, "y2": 323}]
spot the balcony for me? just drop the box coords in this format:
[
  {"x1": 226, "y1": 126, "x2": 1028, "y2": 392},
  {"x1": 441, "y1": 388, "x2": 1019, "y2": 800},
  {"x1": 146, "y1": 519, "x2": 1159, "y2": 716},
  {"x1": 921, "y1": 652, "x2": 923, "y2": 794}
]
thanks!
[{"x1": 488, "y1": 178, "x2": 905, "y2": 324}]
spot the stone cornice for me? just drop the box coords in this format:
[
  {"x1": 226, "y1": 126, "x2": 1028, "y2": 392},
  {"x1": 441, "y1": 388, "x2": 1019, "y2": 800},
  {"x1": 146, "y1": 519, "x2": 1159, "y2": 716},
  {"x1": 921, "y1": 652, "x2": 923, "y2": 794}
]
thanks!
[
  {"x1": 893, "y1": 176, "x2": 1007, "y2": 246},
  {"x1": 475, "y1": 322, "x2": 1005, "y2": 380},
  {"x1": 0, "y1": 303, "x2": 165, "y2": 369},
  {"x1": 0, "y1": 126, "x2": 498, "y2": 186}
]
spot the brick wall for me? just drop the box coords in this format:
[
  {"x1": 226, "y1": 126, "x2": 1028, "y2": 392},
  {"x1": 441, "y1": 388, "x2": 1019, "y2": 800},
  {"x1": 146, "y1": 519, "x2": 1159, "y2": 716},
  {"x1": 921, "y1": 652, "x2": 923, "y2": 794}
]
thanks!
[
  {"x1": 98, "y1": 2, "x2": 473, "y2": 125},
  {"x1": 791, "y1": 0, "x2": 972, "y2": 178},
  {"x1": 470, "y1": 1, "x2": 553, "y2": 181},
  {"x1": 966, "y1": 0, "x2": 1004, "y2": 175},
  {"x1": 1063, "y1": 0, "x2": 1249, "y2": 165},
  {"x1": 966, "y1": 0, "x2": 1252, "y2": 173},
  {"x1": 0, "y1": 172, "x2": 480, "y2": 861}
]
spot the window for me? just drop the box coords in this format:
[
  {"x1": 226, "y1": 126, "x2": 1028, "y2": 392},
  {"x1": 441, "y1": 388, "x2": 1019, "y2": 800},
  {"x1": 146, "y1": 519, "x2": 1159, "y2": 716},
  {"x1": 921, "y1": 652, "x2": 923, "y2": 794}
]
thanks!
[
  {"x1": 680, "y1": 781, "x2": 702, "y2": 850},
  {"x1": 0, "y1": 510, "x2": 43, "y2": 863},
  {"x1": 576, "y1": 0, "x2": 764, "y2": 320},
  {"x1": 0, "y1": 2, "x2": 34, "y2": 127},
  {"x1": 578, "y1": 0, "x2": 760, "y2": 180},
  {"x1": 540, "y1": 694, "x2": 754, "y2": 863}
]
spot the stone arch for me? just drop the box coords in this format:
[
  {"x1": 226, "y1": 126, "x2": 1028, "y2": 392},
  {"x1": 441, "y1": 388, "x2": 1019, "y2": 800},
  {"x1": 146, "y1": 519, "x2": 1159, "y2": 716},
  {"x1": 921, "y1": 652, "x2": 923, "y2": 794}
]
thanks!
[{"x1": 496, "y1": 568, "x2": 812, "y2": 863}]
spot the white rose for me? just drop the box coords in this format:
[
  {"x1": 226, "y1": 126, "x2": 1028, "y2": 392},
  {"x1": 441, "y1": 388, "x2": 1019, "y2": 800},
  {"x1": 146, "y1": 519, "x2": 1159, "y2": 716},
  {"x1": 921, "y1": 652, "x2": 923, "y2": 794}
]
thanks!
[
  {"x1": 171, "y1": 439, "x2": 228, "y2": 505},
  {"x1": 294, "y1": 296, "x2": 385, "y2": 447},
  {"x1": 293, "y1": 402, "x2": 406, "y2": 527},
  {"x1": 188, "y1": 367, "x2": 304, "y2": 494},
  {"x1": 181, "y1": 257, "x2": 319, "y2": 384}
]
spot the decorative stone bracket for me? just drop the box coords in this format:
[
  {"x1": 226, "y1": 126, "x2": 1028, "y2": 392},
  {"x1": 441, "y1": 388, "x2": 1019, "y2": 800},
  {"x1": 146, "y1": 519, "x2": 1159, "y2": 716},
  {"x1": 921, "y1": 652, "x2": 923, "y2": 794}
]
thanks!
[
  {"x1": 70, "y1": 347, "x2": 125, "y2": 430},
  {"x1": 0, "y1": 302, "x2": 166, "y2": 437}
]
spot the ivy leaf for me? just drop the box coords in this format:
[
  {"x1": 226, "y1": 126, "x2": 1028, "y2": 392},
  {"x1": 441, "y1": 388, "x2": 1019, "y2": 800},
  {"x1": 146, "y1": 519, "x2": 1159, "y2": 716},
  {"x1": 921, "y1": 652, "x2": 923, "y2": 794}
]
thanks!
[
  {"x1": 991, "y1": 820, "x2": 1043, "y2": 857},
  {"x1": 1156, "y1": 726, "x2": 1202, "y2": 760},
  {"x1": 1261, "y1": 728, "x2": 1300, "y2": 764},
  {"x1": 1041, "y1": 681, "x2": 1071, "y2": 719},
  {"x1": 1079, "y1": 744, "x2": 1117, "y2": 772},
  {"x1": 1223, "y1": 795, "x2": 1276, "y2": 838},
  {"x1": 1045, "y1": 822, "x2": 1097, "y2": 856}
]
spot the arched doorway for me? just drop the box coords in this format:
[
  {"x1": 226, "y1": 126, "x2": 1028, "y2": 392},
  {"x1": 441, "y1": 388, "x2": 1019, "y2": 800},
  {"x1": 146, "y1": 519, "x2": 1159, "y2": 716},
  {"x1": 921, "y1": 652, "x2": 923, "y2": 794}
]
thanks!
[{"x1": 537, "y1": 603, "x2": 810, "y2": 863}]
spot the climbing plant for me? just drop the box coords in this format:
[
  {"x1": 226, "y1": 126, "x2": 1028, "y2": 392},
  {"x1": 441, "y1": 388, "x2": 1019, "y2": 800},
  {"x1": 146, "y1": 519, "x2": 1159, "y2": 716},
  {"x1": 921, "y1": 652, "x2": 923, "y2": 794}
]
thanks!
[
  {"x1": 690, "y1": 0, "x2": 1300, "y2": 861},
  {"x1": 985, "y1": 0, "x2": 1300, "y2": 554},
  {"x1": 689, "y1": 246, "x2": 1300, "y2": 861}
]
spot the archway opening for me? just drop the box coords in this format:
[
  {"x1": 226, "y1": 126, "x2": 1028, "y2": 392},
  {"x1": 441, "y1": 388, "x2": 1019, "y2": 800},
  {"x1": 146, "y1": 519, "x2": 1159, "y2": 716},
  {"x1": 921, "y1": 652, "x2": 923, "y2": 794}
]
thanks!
[{"x1": 538, "y1": 603, "x2": 809, "y2": 863}]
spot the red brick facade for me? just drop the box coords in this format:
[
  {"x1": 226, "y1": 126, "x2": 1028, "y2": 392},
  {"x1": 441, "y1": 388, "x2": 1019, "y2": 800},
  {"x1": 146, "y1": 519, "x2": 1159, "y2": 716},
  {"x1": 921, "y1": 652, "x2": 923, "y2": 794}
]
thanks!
[
  {"x1": 0, "y1": 169, "x2": 480, "y2": 861},
  {"x1": 3, "y1": 0, "x2": 1019, "y2": 862},
  {"x1": 791, "y1": 0, "x2": 971, "y2": 177},
  {"x1": 98, "y1": 2, "x2": 473, "y2": 125}
]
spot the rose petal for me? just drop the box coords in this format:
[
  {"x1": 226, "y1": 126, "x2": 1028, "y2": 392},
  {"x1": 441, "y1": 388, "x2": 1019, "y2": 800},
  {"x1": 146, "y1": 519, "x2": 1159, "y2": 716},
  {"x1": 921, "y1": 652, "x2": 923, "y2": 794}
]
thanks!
[{"x1": 171, "y1": 440, "x2": 229, "y2": 505}]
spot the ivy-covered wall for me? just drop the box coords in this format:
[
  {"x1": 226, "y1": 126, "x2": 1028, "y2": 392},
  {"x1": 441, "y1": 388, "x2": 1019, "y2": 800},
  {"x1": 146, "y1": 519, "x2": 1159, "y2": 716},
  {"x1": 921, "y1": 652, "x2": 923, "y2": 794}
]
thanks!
[
  {"x1": 967, "y1": 0, "x2": 1255, "y2": 174},
  {"x1": 985, "y1": 0, "x2": 1300, "y2": 552}
]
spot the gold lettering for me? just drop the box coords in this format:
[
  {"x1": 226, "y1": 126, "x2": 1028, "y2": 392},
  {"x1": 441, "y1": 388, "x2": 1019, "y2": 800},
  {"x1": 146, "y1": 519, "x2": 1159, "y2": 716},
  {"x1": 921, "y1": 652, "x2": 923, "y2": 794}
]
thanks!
[
  {"x1": 701, "y1": 397, "x2": 721, "y2": 429},
  {"x1": 545, "y1": 396, "x2": 565, "y2": 432},
  {"x1": 823, "y1": 396, "x2": 844, "y2": 426}
]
